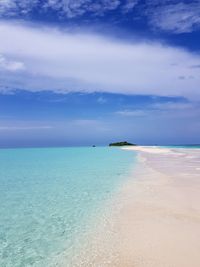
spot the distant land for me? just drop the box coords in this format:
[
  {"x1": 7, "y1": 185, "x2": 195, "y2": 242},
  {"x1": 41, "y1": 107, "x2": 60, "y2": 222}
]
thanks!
[{"x1": 109, "y1": 141, "x2": 136, "y2": 146}]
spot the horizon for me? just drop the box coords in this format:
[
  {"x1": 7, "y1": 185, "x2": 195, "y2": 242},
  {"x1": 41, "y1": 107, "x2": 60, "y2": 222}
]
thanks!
[
  {"x1": 1, "y1": 143, "x2": 200, "y2": 150},
  {"x1": 0, "y1": 0, "x2": 200, "y2": 147}
]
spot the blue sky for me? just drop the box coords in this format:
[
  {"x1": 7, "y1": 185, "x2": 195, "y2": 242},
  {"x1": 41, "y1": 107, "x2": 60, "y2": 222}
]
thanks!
[{"x1": 0, "y1": 0, "x2": 200, "y2": 147}]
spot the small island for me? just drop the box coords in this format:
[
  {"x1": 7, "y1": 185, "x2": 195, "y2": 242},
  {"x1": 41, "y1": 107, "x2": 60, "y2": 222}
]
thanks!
[{"x1": 109, "y1": 141, "x2": 136, "y2": 146}]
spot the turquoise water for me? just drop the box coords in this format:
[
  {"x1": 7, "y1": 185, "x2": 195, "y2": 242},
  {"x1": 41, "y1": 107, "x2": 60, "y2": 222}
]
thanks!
[{"x1": 0, "y1": 147, "x2": 135, "y2": 267}]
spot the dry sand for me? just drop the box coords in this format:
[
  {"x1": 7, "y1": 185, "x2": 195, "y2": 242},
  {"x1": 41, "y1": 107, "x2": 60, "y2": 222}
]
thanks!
[{"x1": 72, "y1": 146, "x2": 200, "y2": 267}]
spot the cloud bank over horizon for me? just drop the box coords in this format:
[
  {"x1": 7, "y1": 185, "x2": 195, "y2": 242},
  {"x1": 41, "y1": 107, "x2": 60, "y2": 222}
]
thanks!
[{"x1": 0, "y1": 21, "x2": 200, "y2": 100}]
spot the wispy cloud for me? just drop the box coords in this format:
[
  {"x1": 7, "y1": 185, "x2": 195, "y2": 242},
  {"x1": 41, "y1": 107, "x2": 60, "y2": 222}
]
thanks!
[
  {"x1": 116, "y1": 101, "x2": 200, "y2": 118},
  {"x1": 146, "y1": 1, "x2": 200, "y2": 33},
  {"x1": 152, "y1": 101, "x2": 195, "y2": 111},
  {"x1": 116, "y1": 110, "x2": 146, "y2": 117},
  {"x1": 0, "y1": 0, "x2": 138, "y2": 19},
  {"x1": 0, "y1": 125, "x2": 52, "y2": 131},
  {"x1": 0, "y1": 0, "x2": 38, "y2": 17},
  {"x1": 1, "y1": 0, "x2": 200, "y2": 35},
  {"x1": 97, "y1": 96, "x2": 107, "y2": 104},
  {"x1": 122, "y1": 0, "x2": 139, "y2": 13},
  {"x1": 43, "y1": 0, "x2": 121, "y2": 17}
]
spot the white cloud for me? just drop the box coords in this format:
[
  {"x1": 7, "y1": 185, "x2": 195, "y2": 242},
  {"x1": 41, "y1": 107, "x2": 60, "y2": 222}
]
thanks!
[
  {"x1": 0, "y1": 0, "x2": 136, "y2": 18},
  {"x1": 0, "y1": 0, "x2": 16, "y2": 16},
  {"x1": 122, "y1": 0, "x2": 139, "y2": 13},
  {"x1": 0, "y1": 0, "x2": 39, "y2": 17},
  {"x1": 1, "y1": 0, "x2": 200, "y2": 35},
  {"x1": 0, "y1": 125, "x2": 52, "y2": 130},
  {"x1": 0, "y1": 54, "x2": 25, "y2": 71},
  {"x1": 43, "y1": 0, "x2": 122, "y2": 17},
  {"x1": 116, "y1": 110, "x2": 147, "y2": 117},
  {"x1": 116, "y1": 101, "x2": 200, "y2": 118},
  {"x1": 1, "y1": 21, "x2": 200, "y2": 99},
  {"x1": 147, "y1": 1, "x2": 200, "y2": 33},
  {"x1": 97, "y1": 96, "x2": 107, "y2": 104},
  {"x1": 73, "y1": 119, "x2": 99, "y2": 126},
  {"x1": 152, "y1": 101, "x2": 194, "y2": 111}
]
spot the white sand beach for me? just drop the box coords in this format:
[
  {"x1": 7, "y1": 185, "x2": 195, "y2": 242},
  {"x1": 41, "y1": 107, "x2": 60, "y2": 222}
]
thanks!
[{"x1": 73, "y1": 146, "x2": 200, "y2": 267}]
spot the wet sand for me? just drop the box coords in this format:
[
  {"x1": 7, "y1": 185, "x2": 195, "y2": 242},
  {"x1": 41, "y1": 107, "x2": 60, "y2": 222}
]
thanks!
[{"x1": 72, "y1": 146, "x2": 200, "y2": 267}]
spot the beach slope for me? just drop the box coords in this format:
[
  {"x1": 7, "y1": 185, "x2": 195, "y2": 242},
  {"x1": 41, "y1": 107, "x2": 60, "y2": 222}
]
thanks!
[{"x1": 74, "y1": 146, "x2": 200, "y2": 267}]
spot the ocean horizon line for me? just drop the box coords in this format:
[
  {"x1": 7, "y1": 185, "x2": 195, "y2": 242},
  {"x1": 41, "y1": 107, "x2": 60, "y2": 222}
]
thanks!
[{"x1": 0, "y1": 144, "x2": 200, "y2": 150}]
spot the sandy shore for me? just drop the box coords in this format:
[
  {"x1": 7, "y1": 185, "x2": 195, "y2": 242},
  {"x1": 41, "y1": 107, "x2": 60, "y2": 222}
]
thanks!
[{"x1": 72, "y1": 146, "x2": 200, "y2": 267}]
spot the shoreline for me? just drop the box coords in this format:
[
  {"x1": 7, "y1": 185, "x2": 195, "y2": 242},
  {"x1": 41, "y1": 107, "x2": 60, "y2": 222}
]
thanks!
[{"x1": 73, "y1": 146, "x2": 200, "y2": 266}]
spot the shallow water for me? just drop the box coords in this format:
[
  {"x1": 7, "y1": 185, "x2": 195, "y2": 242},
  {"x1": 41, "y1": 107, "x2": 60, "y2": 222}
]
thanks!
[{"x1": 0, "y1": 147, "x2": 135, "y2": 267}]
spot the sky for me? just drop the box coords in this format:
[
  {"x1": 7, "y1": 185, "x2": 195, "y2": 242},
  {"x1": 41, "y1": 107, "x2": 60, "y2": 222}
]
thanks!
[{"x1": 0, "y1": 0, "x2": 200, "y2": 147}]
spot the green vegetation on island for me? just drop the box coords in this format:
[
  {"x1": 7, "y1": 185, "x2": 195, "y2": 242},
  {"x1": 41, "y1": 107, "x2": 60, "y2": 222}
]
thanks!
[{"x1": 109, "y1": 141, "x2": 136, "y2": 146}]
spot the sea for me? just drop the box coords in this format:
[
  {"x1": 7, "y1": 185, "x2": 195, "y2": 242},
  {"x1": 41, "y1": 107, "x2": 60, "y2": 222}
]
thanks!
[{"x1": 0, "y1": 147, "x2": 136, "y2": 267}]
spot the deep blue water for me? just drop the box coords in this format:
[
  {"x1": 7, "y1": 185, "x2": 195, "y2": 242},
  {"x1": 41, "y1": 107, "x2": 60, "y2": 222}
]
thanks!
[{"x1": 0, "y1": 147, "x2": 135, "y2": 267}]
